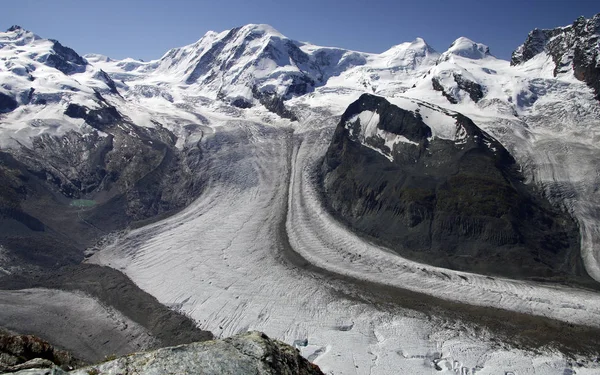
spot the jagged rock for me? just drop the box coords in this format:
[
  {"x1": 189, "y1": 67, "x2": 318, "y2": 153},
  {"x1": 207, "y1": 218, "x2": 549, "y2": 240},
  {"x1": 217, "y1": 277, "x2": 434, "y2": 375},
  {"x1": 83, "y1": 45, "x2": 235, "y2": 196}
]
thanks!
[
  {"x1": 43, "y1": 40, "x2": 87, "y2": 75},
  {"x1": 512, "y1": 13, "x2": 600, "y2": 100},
  {"x1": 431, "y1": 77, "x2": 457, "y2": 104},
  {"x1": 453, "y1": 73, "x2": 484, "y2": 102},
  {"x1": 0, "y1": 331, "x2": 80, "y2": 373},
  {"x1": 91, "y1": 70, "x2": 119, "y2": 95},
  {"x1": 252, "y1": 87, "x2": 298, "y2": 121},
  {"x1": 10, "y1": 332, "x2": 323, "y2": 375},
  {"x1": 64, "y1": 104, "x2": 122, "y2": 131},
  {"x1": 321, "y1": 94, "x2": 590, "y2": 284}
]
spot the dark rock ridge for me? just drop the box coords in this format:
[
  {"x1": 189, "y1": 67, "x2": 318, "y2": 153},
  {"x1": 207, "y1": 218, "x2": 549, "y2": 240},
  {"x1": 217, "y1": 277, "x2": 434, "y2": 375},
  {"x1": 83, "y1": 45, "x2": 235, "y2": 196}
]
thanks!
[
  {"x1": 431, "y1": 74, "x2": 484, "y2": 104},
  {"x1": 252, "y1": 87, "x2": 299, "y2": 121},
  {"x1": 9, "y1": 332, "x2": 324, "y2": 375},
  {"x1": 511, "y1": 13, "x2": 600, "y2": 100},
  {"x1": 44, "y1": 40, "x2": 88, "y2": 75},
  {"x1": 453, "y1": 73, "x2": 484, "y2": 102},
  {"x1": 321, "y1": 94, "x2": 590, "y2": 285},
  {"x1": 92, "y1": 70, "x2": 120, "y2": 95},
  {"x1": 431, "y1": 77, "x2": 458, "y2": 104}
]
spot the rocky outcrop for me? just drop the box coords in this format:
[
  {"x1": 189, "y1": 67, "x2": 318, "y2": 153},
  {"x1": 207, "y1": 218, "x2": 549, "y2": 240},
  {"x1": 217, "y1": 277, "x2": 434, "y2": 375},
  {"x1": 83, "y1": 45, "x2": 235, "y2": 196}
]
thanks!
[
  {"x1": 9, "y1": 332, "x2": 324, "y2": 375},
  {"x1": 64, "y1": 103, "x2": 122, "y2": 131},
  {"x1": 453, "y1": 73, "x2": 484, "y2": 102},
  {"x1": 252, "y1": 87, "x2": 298, "y2": 121},
  {"x1": 43, "y1": 40, "x2": 87, "y2": 75},
  {"x1": 512, "y1": 13, "x2": 600, "y2": 100},
  {"x1": 91, "y1": 70, "x2": 119, "y2": 95},
  {"x1": 0, "y1": 331, "x2": 81, "y2": 373},
  {"x1": 431, "y1": 77, "x2": 458, "y2": 104},
  {"x1": 321, "y1": 94, "x2": 590, "y2": 285}
]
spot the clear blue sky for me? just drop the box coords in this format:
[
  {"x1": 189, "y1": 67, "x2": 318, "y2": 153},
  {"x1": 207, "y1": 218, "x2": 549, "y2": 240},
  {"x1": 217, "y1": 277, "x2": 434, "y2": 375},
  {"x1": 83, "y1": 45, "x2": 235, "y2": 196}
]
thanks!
[{"x1": 3, "y1": 0, "x2": 598, "y2": 61}]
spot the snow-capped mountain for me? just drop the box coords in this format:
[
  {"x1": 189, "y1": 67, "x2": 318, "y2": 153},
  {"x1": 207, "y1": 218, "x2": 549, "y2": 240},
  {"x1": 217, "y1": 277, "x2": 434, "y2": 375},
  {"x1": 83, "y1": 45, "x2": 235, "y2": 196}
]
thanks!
[
  {"x1": 1, "y1": 13, "x2": 600, "y2": 375},
  {"x1": 511, "y1": 13, "x2": 600, "y2": 100},
  {"x1": 85, "y1": 24, "x2": 439, "y2": 118}
]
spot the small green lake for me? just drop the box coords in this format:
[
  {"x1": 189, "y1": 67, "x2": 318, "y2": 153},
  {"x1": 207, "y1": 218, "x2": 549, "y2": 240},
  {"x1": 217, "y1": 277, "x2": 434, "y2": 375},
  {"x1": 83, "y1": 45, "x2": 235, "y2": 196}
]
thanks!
[{"x1": 70, "y1": 199, "x2": 97, "y2": 208}]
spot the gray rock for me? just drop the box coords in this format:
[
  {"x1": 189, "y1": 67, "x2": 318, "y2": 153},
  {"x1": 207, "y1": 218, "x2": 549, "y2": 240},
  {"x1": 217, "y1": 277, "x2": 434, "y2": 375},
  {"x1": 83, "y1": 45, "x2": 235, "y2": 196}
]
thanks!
[
  {"x1": 0, "y1": 330, "x2": 80, "y2": 373},
  {"x1": 10, "y1": 368, "x2": 67, "y2": 375},
  {"x1": 511, "y1": 13, "x2": 600, "y2": 100},
  {"x1": 67, "y1": 331, "x2": 323, "y2": 375}
]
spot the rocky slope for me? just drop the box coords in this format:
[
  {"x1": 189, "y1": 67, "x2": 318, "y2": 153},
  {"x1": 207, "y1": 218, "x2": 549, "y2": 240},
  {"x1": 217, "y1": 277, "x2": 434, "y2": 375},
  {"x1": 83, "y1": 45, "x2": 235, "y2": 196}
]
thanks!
[
  {"x1": 511, "y1": 14, "x2": 600, "y2": 100},
  {"x1": 8, "y1": 332, "x2": 324, "y2": 375},
  {"x1": 321, "y1": 93, "x2": 588, "y2": 284},
  {"x1": 0, "y1": 330, "x2": 81, "y2": 373},
  {"x1": 0, "y1": 26, "x2": 209, "y2": 275}
]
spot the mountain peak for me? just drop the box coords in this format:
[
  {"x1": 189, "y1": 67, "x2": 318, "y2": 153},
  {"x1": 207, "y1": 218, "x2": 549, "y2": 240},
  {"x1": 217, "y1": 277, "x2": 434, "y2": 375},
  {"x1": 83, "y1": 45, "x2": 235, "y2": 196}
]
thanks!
[
  {"x1": 410, "y1": 37, "x2": 430, "y2": 47},
  {"x1": 443, "y1": 37, "x2": 491, "y2": 59},
  {"x1": 384, "y1": 37, "x2": 433, "y2": 52},
  {"x1": 6, "y1": 25, "x2": 23, "y2": 32},
  {"x1": 511, "y1": 12, "x2": 600, "y2": 100},
  {"x1": 237, "y1": 23, "x2": 285, "y2": 39}
]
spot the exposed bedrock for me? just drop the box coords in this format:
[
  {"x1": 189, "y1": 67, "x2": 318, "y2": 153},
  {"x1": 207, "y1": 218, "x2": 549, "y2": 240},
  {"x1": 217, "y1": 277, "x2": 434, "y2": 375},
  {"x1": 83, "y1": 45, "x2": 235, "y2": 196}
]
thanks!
[
  {"x1": 321, "y1": 94, "x2": 591, "y2": 285},
  {"x1": 512, "y1": 13, "x2": 600, "y2": 101},
  {"x1": 9, "y1": 332, "x2": 324, "y2": 375}
]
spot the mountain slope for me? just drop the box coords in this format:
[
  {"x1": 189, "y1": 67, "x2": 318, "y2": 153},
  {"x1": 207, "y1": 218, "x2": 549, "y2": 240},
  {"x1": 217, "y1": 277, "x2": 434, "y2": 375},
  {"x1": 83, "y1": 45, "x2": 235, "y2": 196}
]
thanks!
[
  {"x1": 511, "y1": 14, "x2": 600, "y2": 100},
  {"x1": 321, "y1": 93, "x2": 587, "y2": 283}
]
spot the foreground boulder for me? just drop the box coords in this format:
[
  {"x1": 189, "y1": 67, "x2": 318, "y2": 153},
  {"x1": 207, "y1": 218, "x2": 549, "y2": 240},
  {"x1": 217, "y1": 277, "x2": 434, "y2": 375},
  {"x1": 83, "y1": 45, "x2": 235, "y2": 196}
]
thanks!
[
  {"x1": 0, "y1": 331, "x2": 81, "y2": 373},
  {"x1": 9, "y1": 332, "x2": 324, "y2": 375}
]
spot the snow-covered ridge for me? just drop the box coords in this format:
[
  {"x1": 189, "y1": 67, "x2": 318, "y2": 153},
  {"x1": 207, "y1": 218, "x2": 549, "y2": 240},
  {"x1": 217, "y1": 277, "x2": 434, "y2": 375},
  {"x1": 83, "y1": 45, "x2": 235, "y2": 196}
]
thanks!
[
  {"x1": 441, "y1": 36, "x2": 492, "y2": 60},
  {"x1": 88, "y1": 24, "x2": 442, "y2": 108}
]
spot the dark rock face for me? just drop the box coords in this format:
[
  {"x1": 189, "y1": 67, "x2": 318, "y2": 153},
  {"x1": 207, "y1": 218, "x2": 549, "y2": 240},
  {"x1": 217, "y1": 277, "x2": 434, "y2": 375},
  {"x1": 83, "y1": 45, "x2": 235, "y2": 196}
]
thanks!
[
  {"x1": 92, "y1": 70, "x2": 119, "y2": 95},
  {"x1": 0, "y1": 92, "x2": 18, "y2": 113},
  {"x1": 43, "y1": 40, "x2": 87, "y2": 75},
  {"x1": 321, "y1": 94, "x2": 590, "y2": 284},
  {"x1": 453, "y1": 73, "x2": 484, "y2": 102},
  {"x1": 431, "y1": 77, "x2": 458, "y2": 104},
  {"x1": 6, "y1": 25, "x2": 23, "y2": 32},
  {"x1": 512, "y1": 13, "x2": 600, "y2": 100},
  {"x1": 252, "y1": 87, "x2": 298, "y2": 121},
  {"x1": 64, "y1": 103, "x2": 122, "y2": 131}
]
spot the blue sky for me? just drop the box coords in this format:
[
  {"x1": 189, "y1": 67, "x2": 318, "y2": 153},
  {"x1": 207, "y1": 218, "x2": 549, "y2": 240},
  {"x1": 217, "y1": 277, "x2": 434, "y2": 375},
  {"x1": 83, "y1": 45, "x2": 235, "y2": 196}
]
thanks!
[{"x1": 3, "y1": 0, "x2": 598, "y2": 61}]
